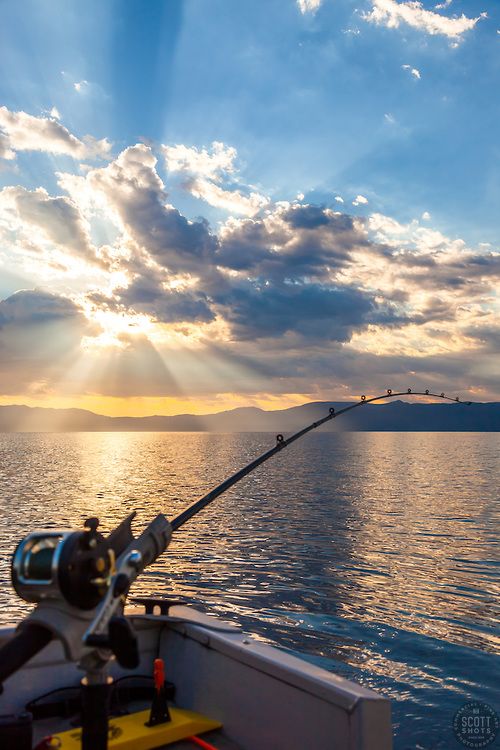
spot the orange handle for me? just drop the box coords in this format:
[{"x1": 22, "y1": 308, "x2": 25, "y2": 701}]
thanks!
[{"x1": 153, "y1": 658, "x2": 165, "y2": 691}]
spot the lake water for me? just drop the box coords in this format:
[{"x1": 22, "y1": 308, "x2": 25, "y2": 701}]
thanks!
[{"x1": 0, "y1": 431, "x2": 498, "y2": 749}]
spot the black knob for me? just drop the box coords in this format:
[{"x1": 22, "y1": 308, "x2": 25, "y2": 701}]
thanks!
[{"x1": 84, "y1": 517, "x2": 99, "y2": 533}]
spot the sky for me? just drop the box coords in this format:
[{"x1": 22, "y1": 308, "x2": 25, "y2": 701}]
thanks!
[{"x1": 0, "y1": 0, "x2": 499, "y2": 417}]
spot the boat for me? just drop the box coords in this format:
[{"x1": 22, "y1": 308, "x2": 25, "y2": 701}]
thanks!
[
  {"x1": 0, "y1": 391, "x2": 469, "y2": 749},
  {"x1": 0, "y1": 596, "x2": 392, "y2": 749}
]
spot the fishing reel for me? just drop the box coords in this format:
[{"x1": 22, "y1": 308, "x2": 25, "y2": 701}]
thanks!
[
  {"x1": 1, "y1": 511, "x2": 171, "y2": 682},
  {"x1": 2, "y1": 512, "x2": 173, "y2": 750},
  {"x1": 11, "y1": 515, "x2": 135, "y2": 611}
]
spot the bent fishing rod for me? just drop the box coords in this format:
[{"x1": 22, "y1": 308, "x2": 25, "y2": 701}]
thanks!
[
  {"x1": 171, "y1": 388, "x2": 470, "y2": 531},
  {"x1": 0, "y1": 388, "x2": 471, "y2": 710}
]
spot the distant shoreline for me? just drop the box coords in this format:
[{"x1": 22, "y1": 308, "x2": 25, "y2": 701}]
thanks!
[{"x1": 0, "y1": 400, "x2": 498, "y2": 432}]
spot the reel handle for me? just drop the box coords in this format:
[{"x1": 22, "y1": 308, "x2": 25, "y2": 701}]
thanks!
[{"x1": 0, "y1": 623, "x2": 52, "y2": 692}]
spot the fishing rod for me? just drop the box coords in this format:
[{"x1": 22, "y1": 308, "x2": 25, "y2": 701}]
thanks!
[
  {"x1": 0, "y1": 387, "x2": 471, "y2": 749},
  {"x1": 171, "y1": 388, "x2": 470, "y2": 530}
]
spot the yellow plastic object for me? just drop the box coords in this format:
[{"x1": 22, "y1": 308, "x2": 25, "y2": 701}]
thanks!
[{"x1": 50, "y1": 707, "x2": 222, "y2": 750}]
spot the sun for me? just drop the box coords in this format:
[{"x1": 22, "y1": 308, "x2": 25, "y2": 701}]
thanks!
[{"x1": 81, "y1": 308, "x2": 156, "y2": 349}]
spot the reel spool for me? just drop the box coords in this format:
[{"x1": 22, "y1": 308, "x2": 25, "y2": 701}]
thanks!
[{"x1": 11, "y1": 518, "x2": 113, "y2": 610}]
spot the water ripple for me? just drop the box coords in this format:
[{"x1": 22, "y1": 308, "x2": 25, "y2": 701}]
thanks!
[{"x1": 0, "y1": 431, "x2": 498, "y2": 749}]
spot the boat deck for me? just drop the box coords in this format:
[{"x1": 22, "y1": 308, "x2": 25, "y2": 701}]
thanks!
[
  {"x1": 33, "y1": 717, "x2": 242, "y2": 750},
  {"x1": 32, "y1": 702, "x2": 243, "y2": 750}
]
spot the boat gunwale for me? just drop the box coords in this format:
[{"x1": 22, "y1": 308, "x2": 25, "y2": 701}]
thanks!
[{"x1": 130, "y1": 605, "x2": 388, "y2": 713}]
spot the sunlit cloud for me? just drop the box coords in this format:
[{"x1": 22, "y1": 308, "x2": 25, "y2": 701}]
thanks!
[
  {"x1": 0, "y1": 185, "x2": 101, "y2": 265},
  {"x1": 353, "y1": 194, "x2": 369, "y2": 206},
  {"x1": 0, "y1": 0, "x2": 498, "y2": 416},
  {"x1": 163, "y1": 140, "x2": 269, "y2": 217},
  {"x1": 402, "y1": 64, "x2": 421, "y2": 79},
  {"x1": 0, "y1": 106, "x2": 111, "y2": 161},
  {"x1": 0, "y1": 127, "x2": 499, "y2": 408},
  {"x1": 187, "y1": 177, "x2": 269, "y2": 216},
  {"x1": 363, "y1": 0, "x2": 486, "y2": 43},
  {"x1": 297, "y1": 0, "x2": 322, "y2": 15},
  {"x1": 163, "y1": 141, "x2": 237, "y2": 180}
]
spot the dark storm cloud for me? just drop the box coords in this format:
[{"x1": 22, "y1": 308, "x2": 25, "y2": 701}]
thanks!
[
  {"x1": 131, "y1": 199, "x2": 215, "y2": 268},
  {"x1": 213, "y1": 282, "x2": 374, "y2": 341},
  {"x1": 216, "y1": 205, "x2": 371, "y2": 278},
  {"x1": 117, "y1": 271, "x2": 215, "y2": 325},
  {"x1": 85, "y1": 152, "x2": 391, "y2": 340},
  {"x1": 215, "y1": 220, "x2": 280, "y2": 271},
  {"x1": 283, "y1": 205, "x2": 352, "y2": 231}
]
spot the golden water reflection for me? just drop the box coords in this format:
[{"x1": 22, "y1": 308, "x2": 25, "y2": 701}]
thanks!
[{"x1": 0, "y1": 431, "x2": 498, "y2": 722}]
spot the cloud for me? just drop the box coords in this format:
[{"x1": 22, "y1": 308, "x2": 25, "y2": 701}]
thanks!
[
  {"x1": 0, "y1": 133, "x2": 15, "y2": 161},
  {"x1": 402, "y1": 64, "x2": 421, "y2": 79},
  {"x1": 0, "y1": 106, "x2": 111, "y2": 161},
  {"x1": 353, "y1": 195, "x2": 369, "y2": 206},
  {"x1": 216, "y1": 205, "x2": 371, "y2": 277},
  {"x1": 0, "y1": 289, "x2": 96, "y2": 392},
  {"x1": 360, "y1": 214, "x2": 500, "y2": 306},
  {"x1": 83, "y1": 144, "x2": 217, "y2": 273},
  {"x1": 163, "y1": 140, "x2": 269, "y2": 217},
  {"x1": 1, "y1": 133, "x2": 499, "y2": 401},
  {"x1": 186, "y1": 177, "x2": 269, "y2": 216},
  {"x1": 74, "y1": 80, "x2": 89, "y2": 93},
  {"x1": 211, "y1": 204, "x2": 408, "y2": 342},
  {"x1": 297, "y1": 0, "x2": 322, "y2": 14},
  {"x1": 0, "y1": 186, "x2": 101, "y2": 266},
  {"x1": 0, "y1": 289, "x2": 85, "y2": 326},
  {"x1": 363, "y1": 0, "x2": 486, "y2": 42},
  {"x1": 212, "y1": 281, "x2": 392, "y2": 342},
  {"x1": 113, "y1": 268, "x2": 215, "y2": 325},
  {"x1": 384, "y1": 113, "x2": 397, "y2": 125},
  {"x1": 163, "y1": 141, "x2": 237, "y2": 180},
  {"x1": 334, "y1": 195, "x2": 344, "y2": 203}
]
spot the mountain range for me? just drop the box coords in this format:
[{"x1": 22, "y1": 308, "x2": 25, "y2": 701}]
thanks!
[{"x1": 0, "y1": 400, "x2": 498, "y2": 432}]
